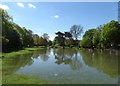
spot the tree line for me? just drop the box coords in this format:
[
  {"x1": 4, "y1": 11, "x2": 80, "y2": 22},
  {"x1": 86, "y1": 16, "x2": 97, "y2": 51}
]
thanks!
[
  {"x1": 1, "y1": 8, "x2": 120, "y2": 53},
  {"x1": 53, "y1": 25, "x2": 83, "y2": 48},
  {"x1": 53, "y1": 21, "x2": 120, "y2": 49},
  {"x1": 1, "y1": 8, "x2": 52, "y2": 52},
  {"x1": 80, "y1": 20, "x2": 120, "y2": 49}
]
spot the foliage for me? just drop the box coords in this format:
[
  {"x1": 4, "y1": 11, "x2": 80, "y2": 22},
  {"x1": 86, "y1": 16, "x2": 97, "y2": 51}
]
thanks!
[
  {"x1": 48, "y1": 40, "x2": 52, "y2": 46},
  {"x1": 80, "y1": 29, "x2": 97, "y2": 48},
  {"x1": 33, "y1": 34, "x2": 40, "y2": 45},
  {"x1": 2, "y1": 8, "x2": 119, "y2": 50},
  {"x1": 64, "y1": 32, "x2": 72, "y2": 38},
  {"x1": 38, "y1": 37, "x2": 48, "y2": 46},
  {"x1": 55, "y1": 31, "x2": 65, "y2": 47},
  {"x1": 80, "y1": 20, "x2": 120, "y2": 49},
  {"x1": 100, "y1": 20, "x2": 120, "y2": 48},
  {"x1": 1, "y1": 8, "x2": 47, "y2": 52},
  {"x1": 64, "y1": 38, "x2": 74, "y2": 47}
]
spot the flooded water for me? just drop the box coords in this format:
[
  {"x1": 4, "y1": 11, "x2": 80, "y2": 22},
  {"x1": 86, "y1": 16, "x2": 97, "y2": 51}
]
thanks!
[{"x1": 2, "y1": 48, "x2": 120, "y2": 84}]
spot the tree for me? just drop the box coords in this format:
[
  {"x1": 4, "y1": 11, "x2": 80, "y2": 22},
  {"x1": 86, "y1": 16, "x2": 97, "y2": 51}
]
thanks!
[
  {"x1": 2, "y1": 9, "x2": 22, "y2": 51},
  {"x1": 100, "y1": 20, "x2": 120, "y2": 48},
  {"x1": 1, "y1": 8, "x2": 35, "y2": 52},
  {"x1": 33, "y1": 34, "x2": 40, "y2": 45},
  {"x1": 65, "y1": 38, "x2": 74, "y2": 47},
  {"x1": 80, "y1": 29, "x2": 97, "y2": 48},
  {"x1": 55, "y1": 31, "x2": 65, "y2": 47},
  {"x1": 64, "y1": 32, "x2": 72, "y2": 39},
  {"x1": 38, "y1": 37, "x2": 48, "y2": 46},
  {"x1": 42, "y1": 33, "x2": 49, "y2": 41},
  {"x1": 21, "y1": 28, "x2": 34, "y2": 47},
  {"x1": 1, "y1": 36, "x2": 9, "y2": 51},
  {"x1": 70, "y1": 25, "x2": 83, "y2": 40},
  {"x1": 48, "y1": 40, "x2": 52, "y2": 46},
  {"x1": 93, "y1": 25, "x2": 103, "y2": 48}
]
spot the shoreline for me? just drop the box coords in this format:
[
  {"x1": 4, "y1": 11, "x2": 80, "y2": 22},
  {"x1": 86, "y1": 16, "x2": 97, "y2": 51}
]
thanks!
[
  {"x1": 1, "y1": 46, "x2": 46, "y2": 57},
  {"x1": 1, "y1": 46, "x2": 120, "y2": 58}
]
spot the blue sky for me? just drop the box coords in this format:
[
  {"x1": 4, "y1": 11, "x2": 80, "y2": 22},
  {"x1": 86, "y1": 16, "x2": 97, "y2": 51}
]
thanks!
[{"x1": 0, "y1": 2, "x2": 118, "y2": 40}]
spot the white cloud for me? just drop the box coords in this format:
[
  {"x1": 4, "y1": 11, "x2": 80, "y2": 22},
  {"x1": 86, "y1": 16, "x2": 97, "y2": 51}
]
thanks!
[
  {"x1": 53, "y1": 15, "x2": 59, "y2": 18},
  {"x1": 49, "y1": 35, "x2": 55, "y2": 41},
  {"x1": 17, "y1": 3, "x2": 24, "y2": 8},
  {"x1": 28, "y1": 4, "x2": 36, "y2": 8},
  {"x1": 0, "y1": 4, "x2": 9, "y2": 10}
]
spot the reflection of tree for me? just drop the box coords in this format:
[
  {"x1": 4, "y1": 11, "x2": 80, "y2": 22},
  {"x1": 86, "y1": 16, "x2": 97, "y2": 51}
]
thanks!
[
  {"x1": 40, "y1": 55, "x2": 49, "y2": 61},
  {"x1": 38, "y1": 49, "x2": 50, "y2": 62},
  {"x1": 32, "y1": 50, "x2": 41, "y2": 58},
  {"x1": 2, "y1": 49, "x2": 51, "y2": 76},
  {"x1": 79, "y1": 49, "x2": 119, "y2": 78},
  {"x1": 2, "y1": 53, "x2": 34, "y2": 75},
  {"x1": 55, "y1": 55, "x2": 72, "y2": 64},
  {"x1": 54, "y1": 48, "x2": 82, "y2": 70},
  {"x1": 69, "y1": 51, "x2": 82, "y2": 70}
]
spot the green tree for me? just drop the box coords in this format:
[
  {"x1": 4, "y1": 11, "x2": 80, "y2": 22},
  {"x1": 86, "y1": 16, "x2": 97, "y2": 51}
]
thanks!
[
  {"x1": 64, "y1": 32, "x2": 72, "y2": 39},
  {"x1": 48, "y1": 40, "x2": 52, "y2": 46},
  {"x1": 55, "y1": 31, "x2": 65, "y2": 47},
  {"x1": 80, "y1": 29, "x2": 97, "y2": 48},
  {"x1": 33, "y1": 34, "x2": 40, "y2": 45},
  {"x1": 1, "y1": 8, "x2": 35, "y2": 52},
  {"x1": 38, "y1": 37, "x2": 48, "y2": 46},
  {"x1": 1, "y1": 8, "x2": 22, "y2": 51},
  {"x1": 64, "y1": 38, "x2": 74, "y2": 47},
  {"x1": 100, "y1": 20, "x2": 120, "y2": 48}
]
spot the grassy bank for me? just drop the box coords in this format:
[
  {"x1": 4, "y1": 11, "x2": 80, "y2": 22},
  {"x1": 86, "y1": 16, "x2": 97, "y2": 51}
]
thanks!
[
  {"x1": 3, "y1": 74, "x2": 48, "y2": 84},
  {"x1": 1, "y1": 46, "x2": 46, "y2": 57}
]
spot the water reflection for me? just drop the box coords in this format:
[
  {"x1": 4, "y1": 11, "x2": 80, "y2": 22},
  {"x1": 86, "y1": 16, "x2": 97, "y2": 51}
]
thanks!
[
  {"x1": 79, "y1": 49, "x2": 119, "y2": 78},
  {"x1": 2, "y1": 53, "x2": 34, "y2": 75},
  {"x1": 2, "y1": 48, "x2": 119, "y2": 79},
  {"x1": 53, "y1": 48, "x2": 82, "y2": 70},
  {"x1": 2, "y1": 49, "x2": 51, "y2": 76},
  {"x1": 32, "y1": 49, "x2": 50, "y2": 61}
]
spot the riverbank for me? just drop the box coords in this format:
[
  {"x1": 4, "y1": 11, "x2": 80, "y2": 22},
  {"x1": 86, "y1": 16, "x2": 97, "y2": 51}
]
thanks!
[
  {"x1": 1, "y1": 46, "x2": 119, "y2": 58},
  {"x1": 3, "y1": 74, "x2": 48, "y2": 84},
  {"x1": 1, "y1": 46, "x2": 46, "y2": 57},
  {"x1": 1, "y1": 46, "x2": 81, "y2": 58}
]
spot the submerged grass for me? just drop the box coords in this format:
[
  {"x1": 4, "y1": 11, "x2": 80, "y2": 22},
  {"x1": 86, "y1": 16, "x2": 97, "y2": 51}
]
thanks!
[
  {"x1": 3, "y1": 74, "x2": 48, "y2": 84},
  {"x1": 2, "y1": 46, "x2": 45, "y2": 57}
]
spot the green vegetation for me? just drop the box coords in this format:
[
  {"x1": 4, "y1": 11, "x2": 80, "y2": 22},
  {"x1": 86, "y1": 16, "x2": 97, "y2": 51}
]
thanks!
[
  {"x1": 1, "y1": 8, "x2": 120, "y2": 54},
  {"x1": 1, "y1": 8, "x2": 51, "y2": 53},
  {"x1": 53, "y1": 25, "x2": 83, "y2": 48},
  {"x1": 2, "y1": 47, "x2": 45, "y2": 57},
  {"x1": 80, "y1": 21, "x2": 120, "y2": 49},
  {"x1": 53, "y1": 21, "x2": 120, "y2": 49},
  {"x1": 3, "y1": 74, "x2": 48, "y2": 84},
  {"x1": 100, "y1": 21, "x2": 120, "y2": 48}
]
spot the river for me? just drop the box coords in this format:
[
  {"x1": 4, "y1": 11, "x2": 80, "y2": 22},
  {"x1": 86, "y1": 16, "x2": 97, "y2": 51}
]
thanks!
[{"x1": 2, "y1": 48, "x2": 120, "y2": 84}]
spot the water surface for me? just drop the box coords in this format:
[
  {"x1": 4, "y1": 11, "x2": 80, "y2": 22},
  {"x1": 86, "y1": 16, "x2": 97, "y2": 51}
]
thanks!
[{"x1": 2, "y1": 48, "x2": 119, "y2": 84}]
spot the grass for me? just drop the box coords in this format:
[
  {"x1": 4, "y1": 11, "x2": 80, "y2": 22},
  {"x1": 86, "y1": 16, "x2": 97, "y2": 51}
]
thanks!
[
  {"x1": 1, "y1": 46, "x2": 86, "y2": 57},
  {"x1": 1, "y1": 46, "x2": 45, "y2": 57},
  {"x1": 2, "y1": 74, "x2": 48, "y2": 84}
]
